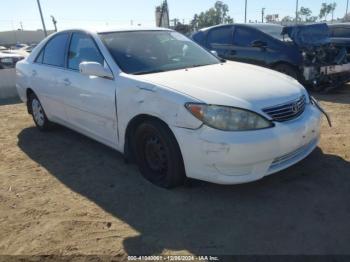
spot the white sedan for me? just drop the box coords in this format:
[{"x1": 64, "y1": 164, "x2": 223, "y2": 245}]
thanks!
[{"x1": 16, "y1": 28, "x2": 323, "y2": 188}]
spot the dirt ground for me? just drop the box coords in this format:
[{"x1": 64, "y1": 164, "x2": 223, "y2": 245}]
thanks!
[{"x1": 0, "y1": 86, "x2": 350, "y2": 258}]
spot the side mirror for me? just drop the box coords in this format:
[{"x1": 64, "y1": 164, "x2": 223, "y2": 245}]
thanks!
[
  {"x1": 251, "y1": 40, "x2": 267, "y2": 48},
  {"x1": 210, "y1": 50, "x2": 219, "y2": 57},
  {"x1": 79, "y1": 62, "x2": 113, "y2": 79}
]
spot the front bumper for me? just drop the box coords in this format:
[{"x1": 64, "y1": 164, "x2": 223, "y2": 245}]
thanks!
[
  {"x1": 173, "y1": 104, "x2": 322, "y2": 185},
  {"x1": 303, "y1": 63, "x2": 350, "y2": 86}
]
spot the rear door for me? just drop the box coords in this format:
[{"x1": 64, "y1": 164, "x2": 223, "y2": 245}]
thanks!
[
  {"x1": 59, "y1": 32, "x2": 118, "y2": 146},
  {"x1": 30, "y1": 33, "x2": 70, "y2": 122}
]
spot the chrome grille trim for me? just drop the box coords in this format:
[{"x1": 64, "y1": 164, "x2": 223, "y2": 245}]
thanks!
[{"x1": 263, "y1": 95, "x2": 306, "y2": 122}]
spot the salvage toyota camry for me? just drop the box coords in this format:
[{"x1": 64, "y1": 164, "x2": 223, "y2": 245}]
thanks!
[{"x1": 16, "y1": 28, "x2": 324, "y2": 188}]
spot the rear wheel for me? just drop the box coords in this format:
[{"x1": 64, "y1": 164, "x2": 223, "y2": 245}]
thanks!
[
  {"x1": 28, "y1": 93, "x2": 52, "y2": 131},
  {"x1": 274, "y1": 64, "x2": 299, "y2": 80},
  {"x1": 133, "y1": 120, "x2": 185, "y2": 188}
]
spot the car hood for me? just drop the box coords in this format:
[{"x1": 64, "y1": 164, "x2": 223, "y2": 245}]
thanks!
[
  {"x1": 282, "y1": 23, "x2": 330, "y2": 48},
  {"x1": 131, "y1": 62, "x2": 306, "y2": 111}
]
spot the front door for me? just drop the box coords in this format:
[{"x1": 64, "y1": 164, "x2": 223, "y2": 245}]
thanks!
[
  {"x1": 60, "y1": 32, "x2": 118, "y2": 146},
  {"x1": 230, "y1": 26, "x2": 268, "y2": 66}
]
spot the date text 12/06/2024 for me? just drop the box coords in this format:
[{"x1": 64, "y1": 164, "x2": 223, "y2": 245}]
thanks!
[{"x1": 127, "y1": 256, "x2": 220, "y2": 261}]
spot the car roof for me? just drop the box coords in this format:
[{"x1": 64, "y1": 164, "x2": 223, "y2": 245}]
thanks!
[
  {"x1": 199, "y1": 23, "x2": 282, "y2": 32},
  {"x1": 56, "y1": 27, "x2": 173, "y2": 34},
  {"x1": 328, "y1": 23, "x2": 350, "y2": 27}
]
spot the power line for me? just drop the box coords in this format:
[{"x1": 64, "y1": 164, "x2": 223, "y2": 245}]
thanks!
[
  {"x1": 295, "y1": 0, "x2": 299, "y2": 23},
  {"x1": 245, "y1": 0, "x2": 248, "y2": 23},
  {"x1": 261, "y1": 8, "x2": 265, "y2": 23},
  {"x1": 36, "y1": 0, "x2": 47, "y2": 36},
  {"x1": 51, "y1": 15, "x2": 57, "y2": 32}
]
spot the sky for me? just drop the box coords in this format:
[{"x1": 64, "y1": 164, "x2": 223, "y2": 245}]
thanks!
[{"x1": 0, "y1": 0, "x2": 348, "y2": 31}]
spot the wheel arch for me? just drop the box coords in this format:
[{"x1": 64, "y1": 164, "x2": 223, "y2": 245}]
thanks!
[
  {"x1": 271, "y1": 61, "x2": 299, "y2": 71},
  {"x1": 271, "y1": 61, "x2": 301, "y2": 80},
  {"x1": 26, "y1": 88, "x2": 35, "y2": 114},
  {"x1": 123, "y1": 114, "x2": 183, "y2": 164}
]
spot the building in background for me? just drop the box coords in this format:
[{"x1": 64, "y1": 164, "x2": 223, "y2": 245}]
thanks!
[
  {"x1": 155, "y1": 0, "x2": 170, "y2": 28},
  {"x1": 265, "y1": 14, "x2": 280, "y2": 23},
  {"x1": 0, "y1": 30, "x2": 53, "y2": 46}
]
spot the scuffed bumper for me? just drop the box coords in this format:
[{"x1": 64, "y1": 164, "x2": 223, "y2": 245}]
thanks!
[{"x1": 172, "y1": 104, "x2": 322, "y2": 185}]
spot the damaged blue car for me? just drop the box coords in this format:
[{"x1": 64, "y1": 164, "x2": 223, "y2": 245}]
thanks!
[{"x1": 192, "y1": 23, "x2": 350, "y2": 91}]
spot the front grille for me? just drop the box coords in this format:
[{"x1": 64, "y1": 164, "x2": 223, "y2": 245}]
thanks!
[{"x1": 263, "y1": 95, "x2": 306, "y2": 122}]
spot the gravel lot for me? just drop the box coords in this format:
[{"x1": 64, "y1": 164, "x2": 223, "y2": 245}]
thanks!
[{"x1": 0, "y1": 87, "x2": 350, "y2": 257}]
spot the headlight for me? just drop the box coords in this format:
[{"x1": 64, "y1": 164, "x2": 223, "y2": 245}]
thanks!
[{"x1": 185, "y1": 103, "x2": 274, "y2": 131}]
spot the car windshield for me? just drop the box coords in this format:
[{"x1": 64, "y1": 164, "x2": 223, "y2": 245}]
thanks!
[{"x1": 99, "y1": 30, "x2": 220, "y2": 75}]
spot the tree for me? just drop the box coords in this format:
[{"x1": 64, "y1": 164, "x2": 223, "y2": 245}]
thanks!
[
  {"x1": 190, "y1": 1, "x2": 233, "y2": 30},
  {"x1": 299, "y1": 7, "x2": 312, "y2": 22},
  {"x1": 344, "y1": 12, "x2": 350, "y2": 22},
  {"x1": 306, "y1": 16, "x2": 318, "y2": 22},
  {"x1": 330, "y1": 3, "x2": 337, "y2": 21},
  {"x1": 174, "y1": 22, "x2": 192, "y2": 35},
  {"x1": 319, "y1": 2, "x2": 336, "y2": 21},
  {"x1": 281, "y1": 15, "x2": 294, "y2": 24}
]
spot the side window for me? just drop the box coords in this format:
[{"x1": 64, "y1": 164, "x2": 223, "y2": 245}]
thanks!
[
  {"x1": 234, "y1": 27, "x2": 262, "y2": 47},
  {"x1": 68, "y1": 33, "x2": 104, "y2": 71},
  {"x1": 207, "y1": 27, "x2": 233, "y2": 47},
  {"x1": 42, "y1": 33, "x2": 69, "y2": 67}
]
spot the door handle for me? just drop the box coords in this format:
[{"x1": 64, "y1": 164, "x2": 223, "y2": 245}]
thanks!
[
  {"x1": 230, "y1": 50, "x2": 237, "y2": 55},
  {"x1": 63, "y1": 78, "x2": 71, "y2": 86}
]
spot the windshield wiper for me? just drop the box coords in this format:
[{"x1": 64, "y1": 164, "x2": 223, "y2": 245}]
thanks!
[
  {"x1": 133, "y1": 69, "x2": 166, "y2": 75},
  {"x1": 187, "y1": 62, "x2": 223, "y2": 69}
]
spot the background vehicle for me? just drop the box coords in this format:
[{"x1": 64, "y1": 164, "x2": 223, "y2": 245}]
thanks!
[
  {"x1": 16, "y1": 28, "x2": 321, "y2": 188},
  {"x1": 0, "y1": 52, "x2": 24, "y2": 69},
  {"x1": 192, "y1": 24, "x2": 301, "y2": 79},
  {"x1": 329, "y1": 23, "x2": 350, "y2": 38},
  {"x1": 192, "y1": 23, "x2": 350, "y2": 91}
]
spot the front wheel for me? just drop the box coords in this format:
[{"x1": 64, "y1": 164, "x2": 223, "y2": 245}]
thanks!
[
  {"x1": 133, "y1": 120, "x2": 185, "y2": 188},
  {"x1": 28, "y1": 93, "x2": 52, "y2": 131}
]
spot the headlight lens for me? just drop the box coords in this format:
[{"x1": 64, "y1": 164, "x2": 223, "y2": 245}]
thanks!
[{"x1": 185, "y1": 103, "x2": 274, "y2": 131}]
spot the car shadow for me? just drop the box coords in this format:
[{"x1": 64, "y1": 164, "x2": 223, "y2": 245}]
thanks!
[
  {"x1": 0, "y1": 96, "x2": 21, "y2": 106},
  {"x1": 17, "y1": 126, "x2": 350, "y2": 255},
  {"x1": 312, "y1": 83, "x2": 350, "y2": 105}
]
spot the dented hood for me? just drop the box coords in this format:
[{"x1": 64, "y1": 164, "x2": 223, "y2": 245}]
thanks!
[
  {"x1": 282, "y1": 23, "x2": 330, "y2": 48},
  {"x1": 131, "y1": 62, "x2": 306, "y2": 111}
]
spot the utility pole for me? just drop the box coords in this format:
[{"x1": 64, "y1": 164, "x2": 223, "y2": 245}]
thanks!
[
  {"x1": 245, "y1": 0, "x2": 248, "y2": 23},
  {"x1": 36, "y1": 0, "x2": 47, "y2": 36},
  {"x1": 346, "y1": 0, "x2": 349, "y2": 18},
  {"x1": 51, "y1": 15, "x2": 57, "y2": 32},
  {"x1": 20, "y1": 22, "x2": 23, "y2": 31},
  {"x1": 261, "y1": 8, "x2": 265, "y2": 23},
  {"x1": 295, "y1": 0, "x2": 299, "y2": 24}
]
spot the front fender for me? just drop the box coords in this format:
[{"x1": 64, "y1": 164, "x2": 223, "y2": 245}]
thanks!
[{"x1": 115, "y1": 75, "x2": 203, "y2": 152}]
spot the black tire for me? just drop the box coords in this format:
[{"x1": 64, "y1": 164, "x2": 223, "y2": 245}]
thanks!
[
  {"x1": 133, "y1": 120, "x2": 185, "y2": 188},
  {"x1": 28, "y1": 93, "x2": 52, "y2": 131},
  {"x1": 274, "y1": 64, "x2": 299, "y2": 80}
]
